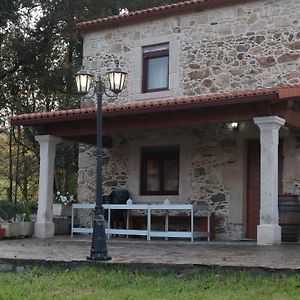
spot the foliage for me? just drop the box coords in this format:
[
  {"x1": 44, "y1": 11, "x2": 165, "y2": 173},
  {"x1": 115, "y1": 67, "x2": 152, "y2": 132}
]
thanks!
[
  {"x1": 0, "y1": 201, "x2": 17, "y2": 221},
  {"x1": 0, "y1": 199, "x2": 36, "y2": 222},
  {"x1": 0, "y1": 0, "x2": 183, "y2": 206},
  {"x1": 54, "y1": 141, "x2": 78, "y2": 195},
  {"x1": 54, "y1": 191, "x2": 75, "y2": 206},
  {"x1": 1, "y1": 0, "x2": 183, "y2": 115},
  {"x1": 0, "y1": 267, "x2": 300, "y2": 299},
  {"x1": 17, "y1": 199, "x2": 37, "y2": 221},
  {"x1": 0, "y1": 131, "x2": 39, "y2": 203}
]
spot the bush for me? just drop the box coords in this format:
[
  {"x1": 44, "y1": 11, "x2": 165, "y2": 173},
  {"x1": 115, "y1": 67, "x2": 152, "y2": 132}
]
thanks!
[
  {"x1": 18, "y1": 200, "x2": 38, "y2": 221},
  {"x1": 0, "y1": 201, "x2": 17, "y2": 221}
]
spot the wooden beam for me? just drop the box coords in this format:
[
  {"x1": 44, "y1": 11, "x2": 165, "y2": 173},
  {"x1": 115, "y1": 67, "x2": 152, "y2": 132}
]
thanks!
[
  {"x1": 102, "y1": 104, "x2": 278, "y2": 133},
  {"x1": 47, "y1": 119, "x2": 96, "y2": 136},
  {"x1": 65, "y1": 135, "x2": 112, "y2": 148},
  {"x1": 39, "y1": 102, "x2": 293, "y2": 136},
  {"x1": 281, "y1": 109, "x2": 300, "y2": 128}
]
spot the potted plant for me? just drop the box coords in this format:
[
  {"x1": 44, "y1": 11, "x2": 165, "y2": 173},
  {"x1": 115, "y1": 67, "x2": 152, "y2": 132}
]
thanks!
[
  {"x1": 0, "y1": 201, "x2": 18, "y2": 237},
  {"x1": 53, "y1": 192, "x2": 75, "y2": 217},
  {"x1": 18, "y1": 200, "x2": 35, "y2": 236},
  {"x1": 0, "y1": 200, "x2": 35, "y2": 238},
  {"x1": 0, "y1": 225, "x2": 5, "y2": 240}
]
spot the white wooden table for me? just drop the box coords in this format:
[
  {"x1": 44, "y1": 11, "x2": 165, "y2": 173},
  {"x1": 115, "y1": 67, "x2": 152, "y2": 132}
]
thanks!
[{"x1": 71, "y1": 203, "x2": 210, "y2": 242}]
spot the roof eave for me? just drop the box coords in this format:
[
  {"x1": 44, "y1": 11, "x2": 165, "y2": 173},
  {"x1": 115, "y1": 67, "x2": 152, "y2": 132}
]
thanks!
[
  {"x1": 10, "y1": 92, "x2": 279, "y2": 127},
  {"x1": 76, "y1": 0, "x2": 254, "y2": 35}
]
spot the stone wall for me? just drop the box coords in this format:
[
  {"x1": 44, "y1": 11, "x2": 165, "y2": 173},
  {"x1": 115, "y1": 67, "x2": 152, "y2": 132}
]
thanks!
[
  {"x1": 180, "y1": 1, "x2": 300, "y2": 96},
  {"x1": 77, "y1": 125, "x2": 245, "y2": 239},
  {"x1": 189, "y1": 126, "x2": 245, "y2": 239},
  {"x1": 77, "y1": 138, "x2": 129, "y2": 227},
  {"x1": 82, "y1": 0, "x2": 300, "y2": 104},
  {"x1": 77, "y1": 123, "x2": 300, "y2": 239},
  {"x1": 77, "y1": 0, "x2": 300, "y2": 238}
]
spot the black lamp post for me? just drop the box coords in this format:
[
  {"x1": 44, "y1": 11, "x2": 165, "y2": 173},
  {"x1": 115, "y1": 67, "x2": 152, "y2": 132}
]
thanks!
[{"x1": 75, "y1": 62, "x2": 127, "y2": 260}]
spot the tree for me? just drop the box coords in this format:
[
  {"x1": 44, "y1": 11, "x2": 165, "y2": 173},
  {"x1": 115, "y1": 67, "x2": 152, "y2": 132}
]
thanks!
[{"x1": 0, "y1": 0, "x2": 182, "y2": 205}]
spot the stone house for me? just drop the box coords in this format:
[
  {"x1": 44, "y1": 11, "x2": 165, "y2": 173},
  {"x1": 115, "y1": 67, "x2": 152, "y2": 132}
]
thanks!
[{"x1": 11, "y1": 0, "x2": 300, "y2": 244}]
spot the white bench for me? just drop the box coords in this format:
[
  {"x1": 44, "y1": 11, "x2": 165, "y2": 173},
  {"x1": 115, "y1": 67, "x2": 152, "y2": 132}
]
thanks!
[{"x1": 71, "y1": 202, "x2": 210, "y2": 242}]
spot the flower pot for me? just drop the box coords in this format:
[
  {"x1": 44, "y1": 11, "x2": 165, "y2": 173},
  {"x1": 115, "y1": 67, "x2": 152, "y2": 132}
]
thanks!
[
  {"x1": 1, "y1": 222, "x2": 34, "y2": 238},
  {"x1": 20, "y1": 221, "x2": 34, "y2": 236},
  {"x1": 2, "y1": 222, "x2": 21, "y2": 237},
  {"x1": 0, "y1": 228, "x2": 5, "y2": 239},
  {"x1": 53, "y1": 203, "x2": 72, "y2": 217}
]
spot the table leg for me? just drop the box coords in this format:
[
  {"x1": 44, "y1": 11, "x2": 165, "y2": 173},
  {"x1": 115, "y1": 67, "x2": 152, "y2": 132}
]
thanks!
[
  {"x1": 126, "y1": 209, "x2": 130, "y2": 238},
  {"x1": 71, "y1": 206, "x2": 74, "y2": 237},
  {"x1": 165, "y1": 211, "x2": 169, "y2": 240},
  {"x1": 207, "y1": 212, "x2": 211, "y2": 242},
  {"x1": 107, "y1": 207, "x2": 111, "y2": 239},
  {"x1": 147, "y1": 207, "x2": 151, "y2": 241},
  {"x1": 191, "y1": 207, "x2": 194, "y2": 242}
]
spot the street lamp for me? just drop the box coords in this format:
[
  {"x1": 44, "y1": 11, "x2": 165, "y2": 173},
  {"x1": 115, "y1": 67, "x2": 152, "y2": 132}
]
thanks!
[{"x1": 75, "y1": 62, "x2": 127, "y2": 260}]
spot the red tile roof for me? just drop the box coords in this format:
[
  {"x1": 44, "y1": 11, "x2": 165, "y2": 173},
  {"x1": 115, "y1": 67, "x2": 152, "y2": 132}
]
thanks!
[
  {"x1": 76, "y1": 0, "x2": 258, "y2": 34},
  {"x1": 10, "y1": 85, "x2": 300, "y2": 126}
]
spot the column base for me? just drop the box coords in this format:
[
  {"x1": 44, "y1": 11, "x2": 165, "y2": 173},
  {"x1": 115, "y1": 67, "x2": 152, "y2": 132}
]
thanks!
[
  {"x1": 257, "y1": 224, "x2": 281, "y2": 245},
  {"x1": 34, "y1": 222, "x2": 55, "y2": 239}
]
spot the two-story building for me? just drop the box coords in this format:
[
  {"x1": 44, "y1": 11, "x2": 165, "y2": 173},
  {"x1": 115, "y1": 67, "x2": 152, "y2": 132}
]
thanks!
[{"x1": 11, "y1": 0, "x2": 300, "y2": 244}]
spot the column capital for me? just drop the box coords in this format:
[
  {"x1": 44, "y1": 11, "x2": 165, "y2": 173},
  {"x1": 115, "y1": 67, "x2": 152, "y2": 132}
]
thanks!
[
  {"x1": 254, "y1": 116, "x2": 285, "y2": 129},
  {"x1": 35, "y1": 135, "x2": 62, "y2": 146}
]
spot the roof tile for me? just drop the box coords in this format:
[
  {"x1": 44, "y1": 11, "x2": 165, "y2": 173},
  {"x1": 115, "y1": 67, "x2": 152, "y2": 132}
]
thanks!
[
  {"x1": 10, "y1": 85, "x2": 300, "y2": 126},
  {"x1": 76, "y1": 0, "x2": 248, "y2": 33}
]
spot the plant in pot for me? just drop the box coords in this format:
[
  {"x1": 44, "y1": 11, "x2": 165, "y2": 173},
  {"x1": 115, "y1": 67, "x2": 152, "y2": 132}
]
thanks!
[
  {"x1": 0, "y1": 224, "x2": 5, "y2": 240},
  {"x1": 0, "y1": 200, "x2": 35, "y2": 238},
  {"x1": 0, "y1": 201, "x2": 17, "y2": 238},
  {"x1": 53, "y1": 192, "x2": 75, "y2": 217},
  {"x1": 17, "y1": 200, "x2": 35, "y2": 237}
]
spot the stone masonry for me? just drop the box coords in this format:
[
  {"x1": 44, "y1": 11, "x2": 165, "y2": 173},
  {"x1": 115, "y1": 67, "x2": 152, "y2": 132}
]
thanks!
[
  {"x1": 78, "y1": 125, "x2": 245, "y2": 239},
  {"x1": 77, "y1": 0, "x2": 300, "y2": 239},
  {"x1": 82, "y1": 0, "x2": 300, "y2": 104}
]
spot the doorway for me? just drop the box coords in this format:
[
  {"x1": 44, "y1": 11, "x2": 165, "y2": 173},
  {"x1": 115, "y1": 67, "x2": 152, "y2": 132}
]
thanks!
[{"x1": 246, "y1": 140, "x2": 283, "y2": 239}]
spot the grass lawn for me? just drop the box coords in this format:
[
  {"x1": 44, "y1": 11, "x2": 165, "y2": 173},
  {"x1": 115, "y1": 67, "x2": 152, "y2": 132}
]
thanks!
[{"x1": 0, "y1": 267, "x2": 300, "y2": 300}]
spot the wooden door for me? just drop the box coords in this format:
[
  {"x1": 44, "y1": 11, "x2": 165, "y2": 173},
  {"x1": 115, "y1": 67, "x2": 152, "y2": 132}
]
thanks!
[
  {"x1": 246, "y1": 140, "x2": 283, "y2": 239},
  {"x1": 246, "y1": 140, "x2": 261, "y2": 239}
]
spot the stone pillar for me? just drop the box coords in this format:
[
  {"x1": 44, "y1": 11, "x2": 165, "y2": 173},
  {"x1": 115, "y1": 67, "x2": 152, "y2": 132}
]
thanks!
[
  {"x1": 254, "y1": 116, "x2": 285, "y2": 245},
  {"x1": 34, "y1": 135, "x2": 62, "y2": 239}
]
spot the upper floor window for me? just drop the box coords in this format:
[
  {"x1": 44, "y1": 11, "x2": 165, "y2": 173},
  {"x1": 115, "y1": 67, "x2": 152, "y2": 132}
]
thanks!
[
  {"x1": 140, "y1": 145, "x2": 179, "y2": 195},
  {"x1": 142, "y1": 43, "x2": 169, "y2": 93}
]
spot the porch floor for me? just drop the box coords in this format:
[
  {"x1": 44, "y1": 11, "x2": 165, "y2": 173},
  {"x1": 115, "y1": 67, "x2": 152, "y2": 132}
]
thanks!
[{"x1": 0, "y1": 236, "x2": 299, "y2": 271}]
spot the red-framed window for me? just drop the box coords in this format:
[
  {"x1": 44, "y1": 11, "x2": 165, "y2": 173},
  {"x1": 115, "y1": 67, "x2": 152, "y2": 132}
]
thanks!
[
  {"x1": 140, "y1": 145, "x2": 179, "y2": 195},
  {"x1": 142, "y1": 43, "x2": 169, "y2": 93}
]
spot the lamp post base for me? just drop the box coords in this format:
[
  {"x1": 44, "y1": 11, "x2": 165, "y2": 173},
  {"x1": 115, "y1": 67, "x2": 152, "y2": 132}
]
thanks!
[
  {"x1": 87, "y1": 253, "x2": 111, "y2": 261},
  {"x1": 87, "y1": 206, "x2": 111, "y2": 261}
]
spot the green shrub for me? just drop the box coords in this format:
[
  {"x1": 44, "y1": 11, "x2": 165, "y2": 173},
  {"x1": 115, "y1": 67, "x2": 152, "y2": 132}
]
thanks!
[
  {"x1": 0, "y1": 201, "x2": 17, "y2": 221},
  {"x1": 18, "y1": 200, "x2": 37, "y2": 221}
]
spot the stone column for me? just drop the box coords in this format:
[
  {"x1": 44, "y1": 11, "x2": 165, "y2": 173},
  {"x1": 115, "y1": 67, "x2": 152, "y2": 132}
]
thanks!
[
  {"x1": 34, "y1": 135, "x2": 62, "y2": 239},
  {"x1": 254, "y1": 116, "x2": 285, "y2": 245}
]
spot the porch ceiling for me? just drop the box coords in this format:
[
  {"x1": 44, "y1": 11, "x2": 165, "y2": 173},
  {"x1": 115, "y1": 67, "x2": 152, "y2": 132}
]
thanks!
[{"x1": 10, "y1": 85, "x2": 300, "y2": 145}]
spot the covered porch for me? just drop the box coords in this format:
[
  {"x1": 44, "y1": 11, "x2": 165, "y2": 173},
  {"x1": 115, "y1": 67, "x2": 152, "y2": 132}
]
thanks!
[{"x1": 10, "y1": 85, "x2": 300, "y2": 244}]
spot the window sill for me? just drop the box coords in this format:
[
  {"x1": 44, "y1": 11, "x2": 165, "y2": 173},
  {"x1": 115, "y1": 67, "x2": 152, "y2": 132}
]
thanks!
[
  {"x1": 140, "y1": 193, "x2": 179, "y2": 196},
  {"x1": 133, "y1": 89, "x2": 175, "y2": 101},
  {"x1": 142, "y1": 87, "x2": 169, "y2": 94}
]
